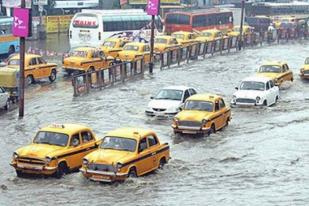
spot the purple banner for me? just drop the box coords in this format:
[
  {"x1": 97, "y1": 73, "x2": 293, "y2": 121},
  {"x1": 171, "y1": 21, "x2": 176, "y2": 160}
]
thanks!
[
  {"x1": 146, "y1": 0, "x2": 159, "y2": 16},
  {"x1": 12, "y1": 8, "x2": 30, "y2": 37}
]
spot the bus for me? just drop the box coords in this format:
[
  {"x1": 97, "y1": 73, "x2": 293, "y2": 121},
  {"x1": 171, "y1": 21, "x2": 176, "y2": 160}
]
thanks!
[
  {"x1": 164, "y1": 9, "x2": 233, "y2": 34},
  {"x1": 69, "y1": 9, "x2": 161, "y2": 48},
  {"x1": 0, "y1": 16, "x2": 19, "y2": 57},
  {"x1": 246, "y1": 2, "x2": 309, "y2": 17}
]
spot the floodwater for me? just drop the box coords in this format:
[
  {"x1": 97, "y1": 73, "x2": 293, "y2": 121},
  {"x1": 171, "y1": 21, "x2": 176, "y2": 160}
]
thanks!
[{"x1": 1, "y1": 35, "x2": 309, "y2": 206}]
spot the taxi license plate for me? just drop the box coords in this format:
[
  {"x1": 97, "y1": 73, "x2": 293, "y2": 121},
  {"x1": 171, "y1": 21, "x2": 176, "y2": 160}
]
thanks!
[
  {"x1": 17, "y1": 163, "x2": 43, "y2": 170},
  {"x1": 182, "y1": 130, "x2": 196, "y2": 134},
  {"x1": 92, "y1": 174, "x2": 110, "y2": 180}
]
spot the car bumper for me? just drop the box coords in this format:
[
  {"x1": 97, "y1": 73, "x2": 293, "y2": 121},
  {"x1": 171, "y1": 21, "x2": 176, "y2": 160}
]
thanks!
[
  {"x1": 80, "y1": 168, "x2": 128, "y2": 182},
  {"x1": 230, "y1": 101, "x2": 263, "y2": 107},
  {"x1": 10, "y1": 162, "x2": 57, "y2": 175},
  {"x1": 145, "y1": 110, "x2": 178, "y2": 118},
  {"x1": 172, "y1": 125, "x2": 210, "y2": 134}
]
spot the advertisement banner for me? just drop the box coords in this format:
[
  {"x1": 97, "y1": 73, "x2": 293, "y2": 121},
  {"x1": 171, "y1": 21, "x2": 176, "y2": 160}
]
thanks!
[
  {"x1": 12, "y1": 8, "x2": 31, "y2": 37},
  {"x1": 129, "y1": 0, "x2": 180, "y2": 4},
  {"x1": 146, "y1": 0, "x2": 160, "y2": 16}
]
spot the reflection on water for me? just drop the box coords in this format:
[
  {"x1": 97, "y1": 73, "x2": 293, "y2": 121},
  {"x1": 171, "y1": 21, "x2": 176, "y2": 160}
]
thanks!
[{"x1": 1, "y1": 40, "x2": 309, "y2": 205}]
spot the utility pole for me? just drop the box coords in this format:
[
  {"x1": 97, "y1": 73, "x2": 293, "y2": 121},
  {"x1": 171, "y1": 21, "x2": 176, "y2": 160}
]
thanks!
[
  {"x1": 238, "y1": 0, "x2": 245, "y2": 50},
  {"x1": 19, "y1": 0, "x2": 26, "y2": 117},
  {"x1": 149, "y1": 15, "x2": 155, "y2": 74}
]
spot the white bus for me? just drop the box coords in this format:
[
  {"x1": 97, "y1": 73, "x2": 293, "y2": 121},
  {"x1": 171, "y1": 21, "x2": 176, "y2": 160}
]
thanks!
[{"x1": 69, "y1": 9, "x2": 160, "y2": 48}]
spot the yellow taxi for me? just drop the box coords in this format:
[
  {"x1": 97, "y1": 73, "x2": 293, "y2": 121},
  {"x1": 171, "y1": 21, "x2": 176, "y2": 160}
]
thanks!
[
  {"x1": 10, "y1": 124, "x2": 101, "y2": 178},
  {"x1": 256, "y1": 61, "x2": 293, "y2": 86},
  {"x1": 80, "y1": 128, "x2": 170, "y2": 182},
  {"x1": 101, "y1": 38, "x2": 130, "y2": 58},
  {"x1": 7, "y1": 54, "x2": 57, "y2": 85},
  {"x1": 171, "y1": 31, "x2": 199, "y2": 46},
  {"x1": 300, "y1": 57, "x2": 309, "y2": 80},
  {"x1": 117, "y1": 42, "x2": 150, "y2": 63},
  {"x1": 62, "y1": 47, "x2": 113, "y2": 75},
  {"x1": 172, "y1": 94, "x2": 231, "y2": 135},
  {"x1": 154, "y1": 35, "x2": 180, "y2": 53},
  {"x1": 195, "y1": 29, "x2": 225, "y2": 42},
  {"x1": 228, "y1": 25, "x2": 254, "y2": 37}
]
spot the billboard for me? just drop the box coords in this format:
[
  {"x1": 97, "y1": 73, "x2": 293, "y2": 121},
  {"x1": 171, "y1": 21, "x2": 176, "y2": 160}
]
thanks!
[
  {"x1": 12, "y1": 8, "x2": 31, "y2": 37},
  {"x1": 129, "y1": 0, "x2": 180, "y2": 4}
]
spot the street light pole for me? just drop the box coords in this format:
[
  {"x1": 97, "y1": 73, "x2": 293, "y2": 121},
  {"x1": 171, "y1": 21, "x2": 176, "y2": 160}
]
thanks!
[
  {"x1": 19, "y1": 0, "x2": 26, "y2": 117},
  {"x1": 149, "y1": 15, "x2": 155, "y2": 74},
  {"x1": 238, "y1": 0, "x2": 245, "y2": 50}
]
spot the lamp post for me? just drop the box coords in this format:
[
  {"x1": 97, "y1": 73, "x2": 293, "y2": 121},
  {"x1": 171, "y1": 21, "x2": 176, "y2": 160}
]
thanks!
[
  {"x1": 238, "y1": 0, "x2": 245, "y2": 50},
  {"x1": 19, "y1": 0, "x2": 26, "y2": 117}
]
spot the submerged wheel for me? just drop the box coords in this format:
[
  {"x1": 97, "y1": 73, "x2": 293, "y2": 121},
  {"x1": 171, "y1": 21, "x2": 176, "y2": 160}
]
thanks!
[
  {"x1": 208, "y1": 124, "x2": 216, "y2": 136},
  {"x1": 26, "y1": 75, "x2": 34, "y2": 85},
  {"x1": 159, "y1": 158, "x2": 167, "y2": 169},
  {"x1": 54, "y1": 162, "x2": 68, "y2": 178},
  {"x1": 128, "y1": 167, "x2": 137, "y2": 178},
  {"x1": 263, "y1": 100, "x2": 268, "y2": 106},
  {"x1": 16, "y1": 170, "x2": 24, "y2": 177},
  {"x1": 4, "y1": 100, "x2": 10, "y2": 110},
  {"x1": 49, "y1": 69, "x2": 57, "y2": 82}
]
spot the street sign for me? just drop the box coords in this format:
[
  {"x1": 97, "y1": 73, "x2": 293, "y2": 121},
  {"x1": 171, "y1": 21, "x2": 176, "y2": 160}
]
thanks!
[
  {"x1": 33, "y1": 0, "x2": 48, "y2": 5},
  {"x1": 12, "y1": 8, "x2": 31, "y2": 37},
  {"x1": 147, "y1": 0, "x2": 160, "y2": 16}
]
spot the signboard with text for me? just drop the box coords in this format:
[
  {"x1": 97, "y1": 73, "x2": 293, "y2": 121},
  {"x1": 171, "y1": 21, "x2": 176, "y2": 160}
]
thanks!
[
  {"x1": 12, "y1": 8, "x2": 31, "y2": 38},
  {"x1": 147, "y1": 0, "x2": 160, "y2": 16}
]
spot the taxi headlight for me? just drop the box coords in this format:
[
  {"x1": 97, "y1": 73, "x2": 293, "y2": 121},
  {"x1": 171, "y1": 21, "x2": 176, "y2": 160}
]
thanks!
[
  {"x1": 202, "y1": 119, "x2": 208, "y2": 126},
  {"x1": 45, "y1": 156, "x2": 52, "y2": 163},
  {"x1": 173, "y1": 117, "x2": 179, "y2": 124},
  {"x1": 13, "y1": 152, "x2": 18, "y2": 160},
  {"x1": 256, "y1": 96, "x2": 261, "y2": 103},
  {"x1": 116, "y1": 162, "x2": 123, "y2": 172},
  {"x1": 83, "y1": 158, "x2": 89, "y2": 166}
]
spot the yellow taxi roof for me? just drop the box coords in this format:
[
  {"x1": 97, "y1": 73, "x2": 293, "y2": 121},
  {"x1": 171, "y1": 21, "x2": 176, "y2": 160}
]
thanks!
[
  {"x1": 104, "y1": 37, "x2": 126, "y2": 42},
  {"x1": 73, "y1": 47, "x2": 97, "y2": 52},
  {"x1": 125, "y1": 42, "x2": 148, "y2": 47},
  {"x1": 10, "y1": 53, "x2": 41, "y2": 60},
  {"x1": 40, "y1": 124, "x2": 91, "y2": 136},
  {"x1": 106, "y1": 128, "x2": 154, "y2": 140},
  {"x1": 187, "y1": 93, "x2": 221, "y2": 102},
  {"x1": 262, "y1": 61, "x2": 287, "y2": 66}
]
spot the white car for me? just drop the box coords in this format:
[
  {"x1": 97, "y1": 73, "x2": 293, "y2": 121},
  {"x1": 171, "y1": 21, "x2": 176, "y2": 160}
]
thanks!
[
  {"x1": 231, "y1": 76, "x2": 279, "y2": 107},
  {"x1": 145, "y1": 86, "x2": 197, "y2": 117},
  {"x1": 0, "y1": 87, "x2": 10, "y2": 110}
]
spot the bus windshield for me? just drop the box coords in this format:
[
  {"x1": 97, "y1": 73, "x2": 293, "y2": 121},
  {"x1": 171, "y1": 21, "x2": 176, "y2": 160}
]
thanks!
[{"x1": 123, "y1": 45, "x2": 139, "y2": 51}]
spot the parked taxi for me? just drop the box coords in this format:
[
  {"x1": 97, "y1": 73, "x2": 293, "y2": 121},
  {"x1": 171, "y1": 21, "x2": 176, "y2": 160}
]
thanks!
[
  {"x1": 172, "y1": 94, "x2": 231, "y2": 135},
  {"x1": 195, "y1": 29, "x2": 225, "y2": 42},
  {"x1": 10, "y1": 124, "x2": 101, "y2": 178},
  {"x1": 300, "y1": 57, "x2": 309, "y2": 80},
  {"x1": 101, "y1": 38, "x2": 130, "y2": 58},
  {"x1": 228, "y1": 25, "x2": 254, "y2": 37},
  {"x1": 80, "y1": 128, "x2": 170, "y2": 182},
  {"x1": 117, "y1": 42, "x2": 150, "y2": 63},
  {"x1": 154, "y1": 35, "x2": 180, "y2": 53},
  {"x1": 6, "y1": 54, "x2": 57, "y2": 85},
  {"x1": 63, "y1": 47, "x2": 113, "y2": 75},
  {"x1": 171, "y1": 31, "x2": 199, "y2": 46},
  {"x1": 256, "y1": 61, "x2": 293, "y2": 86}
]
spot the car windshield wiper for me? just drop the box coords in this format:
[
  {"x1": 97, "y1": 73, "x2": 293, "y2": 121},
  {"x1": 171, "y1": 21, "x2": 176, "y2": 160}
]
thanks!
[{"x1": 37, "y1": 141, "x2": 53, "y2": 145}]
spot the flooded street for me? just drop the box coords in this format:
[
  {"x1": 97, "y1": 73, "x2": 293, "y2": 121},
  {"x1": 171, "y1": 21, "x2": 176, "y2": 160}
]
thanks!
[{"x1": 1, "y1": 35, "x2": 309, "y2": 205}]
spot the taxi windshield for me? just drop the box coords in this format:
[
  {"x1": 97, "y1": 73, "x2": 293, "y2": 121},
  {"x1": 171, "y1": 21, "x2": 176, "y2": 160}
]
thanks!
[
  {"x1": 259, "y1": 65, "x2": 281, "y2": 73},
  {"x1": 172, "y1": 34, "x2": 185, "y2": 40},
  {"x1": 155, "y1": 89, "x2": 183, "y2": 101},
  {"x1": 103, "y1": 41, "x2": 116, "y2": 48},
  {"x1": 70, "y1": 50, "x2": 88, "y2": 57},
  {"x1": 33, "y1": 131, "x2": 69, "y2": 147},
  {"x1": 240, "y1": 81, "x2": 265, "y2": 91},
  {"x1": 101, "y1": 136, "x2": 136, "y2": 152},
  {"x1": 184, "y1": 100, "x2": 213, "y2": 112},
  {"x1": 155, "y1": 38, "x2": 168, "y2": 44},
  {"x1": 8, "y1": 59, "x2": 19, "y2": 66},
  {"x1": 123, "y1": 45, "x2": 139, "y2": 51}
]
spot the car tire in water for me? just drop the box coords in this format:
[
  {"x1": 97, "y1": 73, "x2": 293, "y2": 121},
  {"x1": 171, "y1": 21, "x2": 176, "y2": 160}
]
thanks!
[
  {"x1": 49, "y1": 69, "x2": 57, "y2": 82},
  {"x1": 4, "y1": 100, "x2": 10, "y2": 111},
  {"x1": 159, "y1": 158, "x2": 166, "y2": 169},
  {"x1": 26, "y1": 75, "x2": 34, "y2": 85},
  {"x1": 55, "y1": 162, "x2": 68, "y2": 178},
  {"x1": 263, "y1": 100, "x2": 268, "y2": 106},
  {"x1": 16, "y1": 170, "x2": 24, "y2": 177},
  {"x1": 128, "y1": 167, "x2": 137, "y2": 178},
  {"x1": 209, "y1": 124, "x2": 216, "y2": 136}
]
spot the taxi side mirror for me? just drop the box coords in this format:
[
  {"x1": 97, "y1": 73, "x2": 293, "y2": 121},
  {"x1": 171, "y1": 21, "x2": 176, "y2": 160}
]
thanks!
[{"x1": 235, "y1": 87, "x2": 239, "y2": 90}]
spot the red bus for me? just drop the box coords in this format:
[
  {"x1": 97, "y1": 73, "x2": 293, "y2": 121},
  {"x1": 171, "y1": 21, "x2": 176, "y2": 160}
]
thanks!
[{"x1": 164, "y1": 10, "x2": 234, "y2": 34}]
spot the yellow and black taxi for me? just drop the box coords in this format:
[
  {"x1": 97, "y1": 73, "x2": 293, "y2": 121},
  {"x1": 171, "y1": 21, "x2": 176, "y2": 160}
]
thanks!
[
  {"x1": 171, "y1": 31, "x2": 199, "y2": 46},
  {"x1": 154, "y1": 35, "x2": 180, "y2": 53},
  {"x1": 6, "y1": 53, "x2": 57, "y2": 85},
  {"x1": 256, "y1": 61, "x2": 293, "y2": 86},
  {"x1": 228, "y1": 25, "x2": 254, "y2": 37},
  {"x1": 10, "y1": 124, "x2": 101, "y2": 178},
  {"x1": 300, "y1": 57, "x2": 309, "y2": 80},
  {"x1": 117, "y1": 42, "x2": 151, "y2": 63},
  {"x1": 62, "y1": 47, "x2": 113, "y2": 75},
  {"x1": 172, "y1": 94, "x2": 231, "y2": 135},
  {"x1": 195, "y1": 29, "x2": 225, "y2": 42},
  {"x1": 101, "y1": 37, "x2": 130, "y2": 58},
  {"x1": 80, "y1": 128, "x2": 170, "y2": 182}
]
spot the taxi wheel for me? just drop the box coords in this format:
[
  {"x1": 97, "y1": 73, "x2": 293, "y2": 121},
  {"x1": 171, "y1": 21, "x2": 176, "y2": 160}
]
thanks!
[
  {"x1": 159, "y1": 158, "x2": 167, "y2": 169},
  {"x1": 26, "y1": 75, "x2": 34, "y2": 85},
  {"x1": 16, "y1": 170, "x2": 24, "y2": 177},
  {"x1": 49, "y1": 70, "x2": 57, "y2": 82},
  {"x1": 210, "y1": 124, "x2": 216, "y2": 135},
  {"x1": 291, "y1": 77, "x2": 294, "y2": 82},
  {"x1": 4, "y1": 100, "x2": 10, "y2": 111},
  {"x1": 128, "y1": 167, "x2": 137, "y2": 178},
  {"x1": 55, "y1": 162, "x2": 68, "y2": 178},
  {"x1": 263, "y1": 100, "x2": 268, "y2": 106}
]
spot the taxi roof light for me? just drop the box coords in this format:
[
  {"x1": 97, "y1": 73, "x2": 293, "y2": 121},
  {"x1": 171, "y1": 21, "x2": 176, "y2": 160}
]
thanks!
[{"x1": 50, "y1": 124, "x2": 65, "y2": 129}]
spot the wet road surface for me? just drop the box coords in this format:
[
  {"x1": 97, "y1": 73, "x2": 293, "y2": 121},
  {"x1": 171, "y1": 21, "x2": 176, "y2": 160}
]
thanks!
[{"x1": 1, "y1": 38, "x2": 309, "y2": 205}]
